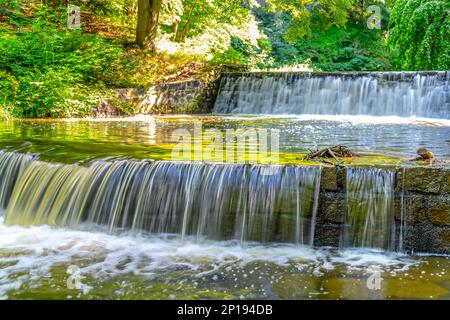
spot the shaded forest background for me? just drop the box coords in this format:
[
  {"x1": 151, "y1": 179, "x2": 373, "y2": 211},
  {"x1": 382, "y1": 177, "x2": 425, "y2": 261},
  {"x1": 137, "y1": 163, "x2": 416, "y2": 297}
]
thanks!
[{"x1": 0, "y1": 0, "x2": 449, "y2": 118}]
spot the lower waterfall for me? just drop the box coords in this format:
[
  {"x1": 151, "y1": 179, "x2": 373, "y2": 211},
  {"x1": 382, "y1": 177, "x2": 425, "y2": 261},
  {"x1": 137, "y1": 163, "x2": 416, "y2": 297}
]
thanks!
[
  {"x1": 0, "y1": 152, "x2": 405, "y2": 251},
  {"x1": 343, "y1": 167, "x2": 397, "y2": 251},
  {"x1": 0, "y1": 151, "x2": 35, "y2": 210},
  {"x1": 0, "y1": 152, "x2": 321, "y2": 244}
]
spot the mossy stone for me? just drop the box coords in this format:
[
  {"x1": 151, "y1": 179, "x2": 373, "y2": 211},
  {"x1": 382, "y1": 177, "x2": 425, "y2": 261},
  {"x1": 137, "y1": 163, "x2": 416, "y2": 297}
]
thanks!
[
  {"x1": 429, "y1": 203, "x2": 449, "y2": 226},
  {"x1": 404, "y1": 167, "x2": 446, "y2": 194},
  {"x1": 438, "y1": 230, "x2": 450, "y2": 246},
  {"x1": 320, "y1": 167, "x2": 338, "y2": 191}
]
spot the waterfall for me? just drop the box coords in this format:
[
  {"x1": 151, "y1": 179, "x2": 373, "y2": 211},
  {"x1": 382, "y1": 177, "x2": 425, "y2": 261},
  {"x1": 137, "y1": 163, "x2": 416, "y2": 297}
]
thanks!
[
  {"x1": 0, "y1": 151, "x2": 35, "y2": 211},
  {"x1": 213, "y1": 72, "x2": 450, "y2": 119},
  {"x1": 1, "y1": 152, "x2": 322, "y2": 245},
  {"x1": 0, "y1": 152, "x2": 406, "y2": 251},
  {"x1": 343, "y1": 167, "x2": 397, "y2": 251}
]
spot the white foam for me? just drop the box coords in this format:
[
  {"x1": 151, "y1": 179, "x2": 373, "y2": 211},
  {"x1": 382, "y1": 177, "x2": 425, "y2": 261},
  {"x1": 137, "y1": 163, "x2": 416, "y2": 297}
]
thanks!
[
  {"x1": 0, "y1": 219, "x2": 419, "y2": 299},
  {"x1": 209, "y1": 114, "x2": 450, "y2": 126},
  {"x1": 21, "y1": 114, "x2": 450, "y2": 127}
]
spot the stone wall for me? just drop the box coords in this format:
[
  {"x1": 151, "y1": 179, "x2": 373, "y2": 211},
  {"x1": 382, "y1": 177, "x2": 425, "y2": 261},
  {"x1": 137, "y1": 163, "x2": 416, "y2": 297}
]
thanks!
[
  {"x1": 139, "y1": 80, "x2": 220, "y2": 114},
  {"x1": 314, "y1": 166, "x2": 450, "y2": 254},
  {"x1": 100, "y1": 80, "x2": 220, "y2": 116},
  {"x1": 93, "y1": 65, "x2": 257, "y2": 116}
]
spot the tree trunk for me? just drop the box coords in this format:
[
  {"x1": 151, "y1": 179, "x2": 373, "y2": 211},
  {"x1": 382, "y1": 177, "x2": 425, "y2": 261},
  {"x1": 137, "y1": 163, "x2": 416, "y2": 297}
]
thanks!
[
  {"x1": 176, "y1": 19, "x2": 191, "y2": 42},
  {"x1": 171, "y1": 19, "x2": 180, "y2": 41},
  {"x1": 175, "y1": 1, "x2": 197, "y2": 42},
  {"x1": 136, "y1": 0, "x2": 162, "y2": 52}
]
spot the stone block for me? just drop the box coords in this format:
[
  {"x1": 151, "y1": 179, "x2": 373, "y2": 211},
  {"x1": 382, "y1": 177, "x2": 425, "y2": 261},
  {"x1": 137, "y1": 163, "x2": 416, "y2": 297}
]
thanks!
[
  {"x1": 428, "y1": 202, "x2": 449, "y2": 226},
  {"x1": 320, "y1": 167, "x2": 338, "y2": 191},
  {"x1": 404, "y1": 167, "x2": 447, "y2": 194}
]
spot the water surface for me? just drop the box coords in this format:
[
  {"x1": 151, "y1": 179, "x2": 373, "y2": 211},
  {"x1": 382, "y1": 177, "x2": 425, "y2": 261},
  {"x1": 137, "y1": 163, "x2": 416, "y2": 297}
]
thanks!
[
  {"x1": 0, "y1": 219, "x2": 448, "y2": 300},
  {"x1": 0, "y1": 115, "x2": 449, "y2": 164}
]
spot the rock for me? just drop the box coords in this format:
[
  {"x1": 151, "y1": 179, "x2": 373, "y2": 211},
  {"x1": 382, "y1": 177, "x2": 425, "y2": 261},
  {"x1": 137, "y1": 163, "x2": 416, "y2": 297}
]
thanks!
[
  {"x1": 428, "y1": 203, "x2": 449, "y2": 226},
  {"x1": 318, "y1": 192, "x2": 345, "y2": 223},
  {"x1": 405, "y1": 195, "x2": 428, "y2": 224},
  {"x1": 92, "y1": 100, "x2": 123, "y2": 117},
  {"x1": 416, "y1": 148, "x2": 434, "y2": 160},
  {"x1": 140, "y1": 81, "x2": 217, "y2": 114},
  {"x1": 404, "y1": 167, "x2": 446, "y2": 194},
  {"x1": 117, "y1": 88, "x2": 145, "y2": 103},
  {"x1": 313, "y1": 225, "x2": 342, "y2": 247},
  {"x1": 320, "y1": 167, "x2": 338, "y2": 191},
  {"x1": 438, "y1": 230, "x2": 450, "y2": 246},
  {"x1": 447, "y1": 175, "x2": 450, "y2": 194}
]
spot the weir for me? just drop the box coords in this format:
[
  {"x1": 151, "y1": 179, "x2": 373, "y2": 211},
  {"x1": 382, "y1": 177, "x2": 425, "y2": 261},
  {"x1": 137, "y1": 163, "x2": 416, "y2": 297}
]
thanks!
[
  {"x1": 0, "y1": 152, "x2": 448, "y2": 253},
  {"x1": 343, "y1": 168, "x2": 397, "y2": 251},
  {"x1": 213, "y1": 71, "x2": 450, "y2": 118},
  {"x1": 0, "y1": 153, "x2": 321, "y2": 245},
  {"x1": 0, "y1": 151, "x2": 35, "y2": 210}
]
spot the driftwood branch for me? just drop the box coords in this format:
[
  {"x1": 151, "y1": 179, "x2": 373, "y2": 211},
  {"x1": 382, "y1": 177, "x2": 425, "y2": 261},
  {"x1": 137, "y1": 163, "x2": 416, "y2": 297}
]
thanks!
[{"x1": 304, "y1": 145, "x2": 359, "y2": 161}]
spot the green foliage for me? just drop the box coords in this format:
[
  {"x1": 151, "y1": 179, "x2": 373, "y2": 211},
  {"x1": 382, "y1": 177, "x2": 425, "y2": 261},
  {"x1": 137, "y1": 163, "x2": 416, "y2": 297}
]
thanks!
[
  {"x1": 170, "y1": 0, "x2": 250, "y2": 42},
  {"x1": 211, "y1": 38, "x2": 249, "y2": 64},
  {"x1": 294, "y1": 27, "x2": 390, "y2": 71},
  {"x1": 253, "y1": 5, "x2": 390, "y2": 71},
  {"x1": 266, "y1": 0, "x2": 355, "y2": 43},
  {"x1": 388, "y1": 0, "x2": 449, "y2": 70},
  {"x1": 0, "y1": 2, "x2": 137, "y2": 117}
]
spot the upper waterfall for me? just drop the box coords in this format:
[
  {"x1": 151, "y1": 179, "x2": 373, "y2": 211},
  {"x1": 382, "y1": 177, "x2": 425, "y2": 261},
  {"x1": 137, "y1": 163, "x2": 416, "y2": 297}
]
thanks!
[{"x1": 213, "y1": 71, "x2": 450, "y2": 119}]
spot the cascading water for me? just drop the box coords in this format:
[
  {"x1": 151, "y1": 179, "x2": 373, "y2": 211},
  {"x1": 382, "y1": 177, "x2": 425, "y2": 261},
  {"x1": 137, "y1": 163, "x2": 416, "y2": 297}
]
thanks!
[
  {"x1": 213, "y1": 72, "x2": 450, "y2": 118},
  {"x1": 1, "y1": 152, "x2": 322, "y2": 245},
  {"x1": 0, "y1": 151, "x2": 35, "y2": 211},
  {"x1": 343, "y1": 167, "x2": 397, "y2": 251}
]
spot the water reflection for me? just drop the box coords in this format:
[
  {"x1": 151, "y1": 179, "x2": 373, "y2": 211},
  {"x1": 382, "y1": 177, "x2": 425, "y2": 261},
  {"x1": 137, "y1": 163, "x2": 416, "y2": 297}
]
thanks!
[{"x1": 0, "y1": 115, "x2": 448, "y2": 164}]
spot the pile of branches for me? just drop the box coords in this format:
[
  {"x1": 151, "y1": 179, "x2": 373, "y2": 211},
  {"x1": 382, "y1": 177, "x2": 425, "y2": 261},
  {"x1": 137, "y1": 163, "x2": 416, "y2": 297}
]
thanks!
[{"x1": 304, "y1": 145, "x2": 359, "y2": 162}]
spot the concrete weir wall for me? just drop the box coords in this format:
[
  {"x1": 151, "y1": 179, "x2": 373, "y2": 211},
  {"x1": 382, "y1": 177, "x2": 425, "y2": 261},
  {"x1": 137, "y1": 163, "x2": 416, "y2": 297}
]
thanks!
[
  {"x1": 315, "y1": 166, "x2": 450, "y2": 254},
  {"x1": 97, "y1": 70, "x2": 448, "y2": 115},
  {"x1": 139, "y1": 81, "x2": 219, "y2": 114},
  {"x1": 101, "y1": 81, "x2": 219, "y2": 116}
]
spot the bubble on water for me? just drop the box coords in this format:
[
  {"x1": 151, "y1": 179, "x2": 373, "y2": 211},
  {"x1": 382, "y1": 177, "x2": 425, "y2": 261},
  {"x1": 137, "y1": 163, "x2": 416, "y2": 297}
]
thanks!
[{"x1": 313, "y1": 269, "x2": 323, "y2": 277}]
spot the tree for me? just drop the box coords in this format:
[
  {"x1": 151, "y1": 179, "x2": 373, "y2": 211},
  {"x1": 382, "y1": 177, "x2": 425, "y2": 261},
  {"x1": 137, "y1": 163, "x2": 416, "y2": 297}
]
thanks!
[
  {"x1": 265, "y1": 0, "x2": 355, "y2": 43},
  {"x1": 388, "y1": 0, "x2": 450, "y2": 70},
  {"x1": 170, "y1": 0, "x2": 250, "y2": 43},
  {"x1": 136, "y1": 0, "x2": 162, "y2": 52}
]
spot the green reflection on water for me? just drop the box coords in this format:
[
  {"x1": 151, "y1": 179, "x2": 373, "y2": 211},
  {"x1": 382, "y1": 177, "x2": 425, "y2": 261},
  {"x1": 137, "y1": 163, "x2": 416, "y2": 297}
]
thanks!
[{"x1": 0, "y1": 117, "x2": 407, "y2": 166}]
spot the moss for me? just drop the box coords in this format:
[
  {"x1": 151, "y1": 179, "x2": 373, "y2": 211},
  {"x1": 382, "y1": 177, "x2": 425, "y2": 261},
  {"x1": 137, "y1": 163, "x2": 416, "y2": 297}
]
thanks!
[
  {"x1": 438, "y1": 230, "x2": 450, "y2": 246},
  {"x1": 404, "y1": 167, "x2": 446, "y2": 194},
  {"x1": 429, "y1": 203, "x2": 449, "y2": 226}
]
